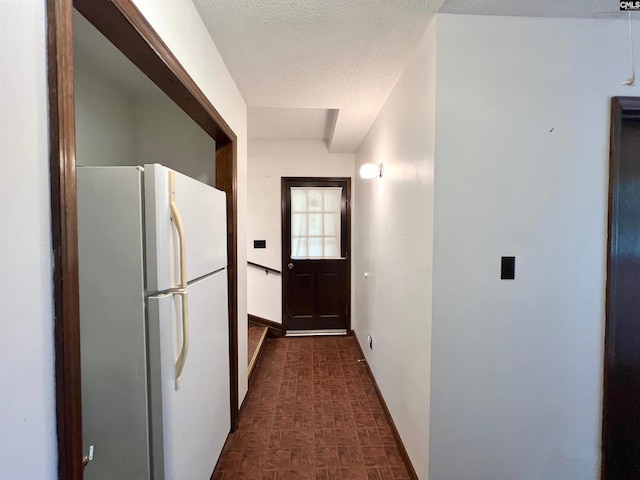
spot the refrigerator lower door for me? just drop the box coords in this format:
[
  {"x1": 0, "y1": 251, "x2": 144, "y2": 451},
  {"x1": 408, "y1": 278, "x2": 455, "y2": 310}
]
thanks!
[{"x1": 147, "y1": 270, "x2": 230, "y2": 479}]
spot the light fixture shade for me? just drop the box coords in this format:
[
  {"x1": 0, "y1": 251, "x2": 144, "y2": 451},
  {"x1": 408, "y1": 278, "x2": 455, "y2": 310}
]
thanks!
[{"x1": 360, "y1": 163, "x2": 383, "y2": 179}]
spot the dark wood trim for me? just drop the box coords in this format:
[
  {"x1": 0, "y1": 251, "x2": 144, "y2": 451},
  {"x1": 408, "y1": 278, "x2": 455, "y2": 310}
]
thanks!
[
  {"x1": 351, "y1": 331, "x2": 418, "y2": 480},
  {"x1": 73, "y1": 0, "x2": 235, "y2": 146},
  {"x1": 47, "y1": 1, "x2": 83, "y2": 478},
  {"x1": 249, "y1": 314, "x2": 285, "y2": 338},
  {"x1": 51, "y1": 0, "x2": 241, "y2": 474},
  {"x1": 602, "y1": 96, "x2": 640, "y2": 479},
  {"x1": 602, "y1": 97, "x2": 621, "y2": 480},
  {"x1": 281, "y1": 177, "x2": 352, "y2": 333},
  {"x1": 248, "y1": 261, "x2": 282, "y2": 275},
  {"x1": 216, "y1": 142, "x2": 239, "y2": 431}
]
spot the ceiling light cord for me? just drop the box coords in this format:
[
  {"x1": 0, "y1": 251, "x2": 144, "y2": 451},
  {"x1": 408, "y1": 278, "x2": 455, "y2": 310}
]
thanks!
[{"x1": 623, "y1": 11, "x2": 636, "y2": 87}]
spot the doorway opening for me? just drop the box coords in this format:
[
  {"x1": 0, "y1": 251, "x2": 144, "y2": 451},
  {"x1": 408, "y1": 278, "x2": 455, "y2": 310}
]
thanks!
[
  {"x1": 48, "y1": 1, "x2": 239, "y2": 477},
  {"x1": 602, "y1": 96, "x2": 640, "y2": 479}
]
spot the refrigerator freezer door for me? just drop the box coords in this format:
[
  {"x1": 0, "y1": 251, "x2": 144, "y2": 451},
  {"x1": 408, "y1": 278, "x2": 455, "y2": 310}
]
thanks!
[
  {"x1": 147, "y1": 270, "x2": 230, "y2": 479},
  {"x1": 77, "y1": 166, "x2": 151, "y2": 480},
  {"x1": 144, "y1": 164, "x2": 227, "y2": 292}
]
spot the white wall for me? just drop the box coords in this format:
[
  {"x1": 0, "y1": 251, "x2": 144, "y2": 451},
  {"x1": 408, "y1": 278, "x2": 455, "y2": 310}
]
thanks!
[
  {"x1": 247, "y1": 139, "x2": 354, "y2": 323},
  {"x1": 353, "y1": 19, "x2": 436, "y2": 479},
  {"x1": 75, "y1": 62, "x2": 136, "y2": 167},
  {"x1": 76, "y1": 51, "x2": 217, "y2": 185},
  {"x1": 429, "y1": 15, "x2": 636, "y2": 480},
  {"x1": 131, "y1": 0, "x2": 249, "y2": 402},
  {"x1": 0, "y1": 1, "x2": 57, "y2": 478},
  {"x1": 135, "y1": 95, "x2": 217, "y2": 185}
]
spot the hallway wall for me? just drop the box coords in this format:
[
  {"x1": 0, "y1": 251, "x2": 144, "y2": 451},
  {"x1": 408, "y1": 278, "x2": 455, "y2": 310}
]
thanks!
[
  {"x1": 429, "y1": 14, "x2": 636, "y2": 480},
  {"x1": 354, "y1": 18, "x2": 437, "y2": 479},
  {"x1": 247, "y1": 138, "x2": 354, "y2": 324},
  {"x1": 355, "y1": 12, "x2": 640, "y2": 480},
  {"x1": 0, "y1": 2, "x2": 56, "y2": 478}
]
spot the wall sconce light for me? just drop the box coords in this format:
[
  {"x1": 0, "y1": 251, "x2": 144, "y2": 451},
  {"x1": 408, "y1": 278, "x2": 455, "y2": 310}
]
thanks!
[{"x1": 359, "y1": 163, "x2": 384, "y2": 179}]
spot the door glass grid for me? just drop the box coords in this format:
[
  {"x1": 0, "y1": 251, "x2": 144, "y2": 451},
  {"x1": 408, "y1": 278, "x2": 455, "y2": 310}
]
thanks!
[{"x1": 291, "y1": 187, "x2": 342, "y2": 259}]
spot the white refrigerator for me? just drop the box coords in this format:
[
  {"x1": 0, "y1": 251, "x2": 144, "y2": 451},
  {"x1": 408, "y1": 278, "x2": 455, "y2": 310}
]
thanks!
[{"x1": 77, "y1": 164, "x2": 230, "y2": 479}]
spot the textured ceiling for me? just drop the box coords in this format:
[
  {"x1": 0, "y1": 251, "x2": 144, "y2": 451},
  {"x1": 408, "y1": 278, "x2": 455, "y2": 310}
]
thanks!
[
  {"x1": 439, "y1": 0, "x2": 627, "y2": 19},
  {"x1": 193, "y1": 0, "x2": 443, "y2": 151},
  {"x1": 248, "y1": 107, "x2": 335, "y2": 140},
  {"x1": 192, "y1": 0, "x2": 623, "y2": 151}
]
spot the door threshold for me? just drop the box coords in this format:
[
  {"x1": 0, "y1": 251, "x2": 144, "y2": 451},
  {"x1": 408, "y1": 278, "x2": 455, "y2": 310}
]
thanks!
[{"x1": 285, "y1": 329, "x2": 348, "y2": 337}]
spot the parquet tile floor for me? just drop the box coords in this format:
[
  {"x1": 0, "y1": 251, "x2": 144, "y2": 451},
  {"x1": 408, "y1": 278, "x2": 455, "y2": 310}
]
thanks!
[{"x1": 212, "y1": 336, "x2": 411, "y2": 480}]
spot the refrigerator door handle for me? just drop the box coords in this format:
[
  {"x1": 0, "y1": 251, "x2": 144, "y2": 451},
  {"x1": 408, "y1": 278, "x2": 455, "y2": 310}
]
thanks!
[
  {"x1": 174, "y1": 289, "x2": 190, "y2": 390},
  {"x1": 169, "y1": 171, "x2": 188, "y2": 289}
]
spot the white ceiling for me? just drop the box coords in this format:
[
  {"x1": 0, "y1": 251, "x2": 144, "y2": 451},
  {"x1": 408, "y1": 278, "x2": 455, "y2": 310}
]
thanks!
[
  {"x1": 192, "y1": 0, "x2": 444, "y2": 151},
  {"x1": 192, "y1": 0, "x2": 626, "y2": 152}
]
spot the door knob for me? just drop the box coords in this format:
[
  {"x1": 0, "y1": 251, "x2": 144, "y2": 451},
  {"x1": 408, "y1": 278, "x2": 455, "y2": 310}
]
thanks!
[
  {"x1": 288, "y1": 263, "x2": 294, "y2": 270},
  {"x1": 82, "y1": 445, "x2": 94, "y2": 469}
]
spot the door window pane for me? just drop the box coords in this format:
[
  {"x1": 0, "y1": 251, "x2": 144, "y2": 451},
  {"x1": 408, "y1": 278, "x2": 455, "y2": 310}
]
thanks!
[
  {"x1": 291, "y1": 214, "x2": 307, "y2": 236},
  {"x1": 291, "y1": 189, "x2": 307, "y2": 212},
  {"x1": 308, "y1": 214, "x2": 322, "y2": 236},
  {"x1": 308, "y1": 238, "x2": 323, "y2": 257},
  {"x1": 324, "y1": 212, "x2": 338, "y2": 236},
  {"x1": 323, "y1": 237, "x2": 339, "y2": 257},
  {"x1": 290, "y1": 187, "x2": 342, "y2": 259},
  {"x1": 292, "y1": 237, "x2": 307, "y2": 257},
  {"x1": 308, "y1": 190, "x2": 322, "y2": 211}
]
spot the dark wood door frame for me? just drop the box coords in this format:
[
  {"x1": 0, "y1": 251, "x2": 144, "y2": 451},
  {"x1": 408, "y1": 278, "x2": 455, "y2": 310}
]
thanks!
[
  {"x1": 281, "y1": 177, "x2": 351, "y2": 333},
  {"x1": 602, "y1": 96, "x2": 640, "y2": 479},
  {"x1": 47, "y1": 1, "x2": 239, "y2": 478}
]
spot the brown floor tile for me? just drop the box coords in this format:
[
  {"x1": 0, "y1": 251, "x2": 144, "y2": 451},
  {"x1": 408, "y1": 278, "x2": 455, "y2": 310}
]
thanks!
[{"x1": 212, "y1": 336, "x2": 412, "y2": 479}]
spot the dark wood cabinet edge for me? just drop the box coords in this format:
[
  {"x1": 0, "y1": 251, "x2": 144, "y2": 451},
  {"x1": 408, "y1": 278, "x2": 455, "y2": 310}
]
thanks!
[
  {"x1": 48, "y1": 1, "x2": 83, "y2": 478},
  {"x1": 351, "y1": 331, "x2": 419, "y2": 480},
  {"x1": 249, "y1": 314, "x2": 284, "y2": 338}
]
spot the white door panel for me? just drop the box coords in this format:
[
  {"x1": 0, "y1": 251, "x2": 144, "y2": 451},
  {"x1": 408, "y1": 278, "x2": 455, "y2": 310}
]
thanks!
[
  {"x1": 147, "y1": 271, "x2": 230, "y2": 479},
  {"x1": 145, "y1": 164, "x2": 227, "y2": 292}
]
